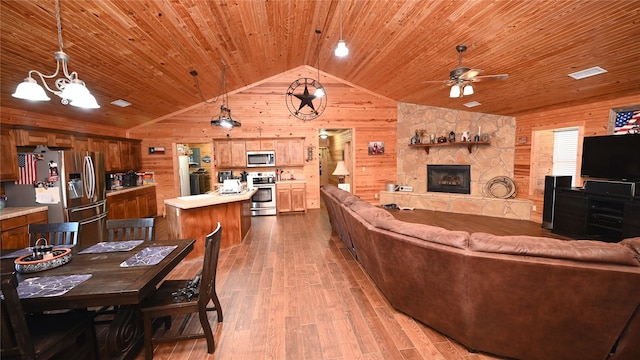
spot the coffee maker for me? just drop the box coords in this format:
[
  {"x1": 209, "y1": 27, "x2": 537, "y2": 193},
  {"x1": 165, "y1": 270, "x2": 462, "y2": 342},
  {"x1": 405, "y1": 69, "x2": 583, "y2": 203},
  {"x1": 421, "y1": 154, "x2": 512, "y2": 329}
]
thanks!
[{"x1": 217, "y1": 171, "x2": 232, "y2": 183}]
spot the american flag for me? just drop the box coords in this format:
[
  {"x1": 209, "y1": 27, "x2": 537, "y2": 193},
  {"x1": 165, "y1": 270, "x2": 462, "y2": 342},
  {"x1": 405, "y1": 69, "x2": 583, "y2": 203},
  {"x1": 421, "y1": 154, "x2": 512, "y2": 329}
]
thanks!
[
  {"x1": 15, "y1": 153, "x2": 37, "y2": 185},
  {"x1": 614, "y1": 110, "x2": 640, "y2": 134}
]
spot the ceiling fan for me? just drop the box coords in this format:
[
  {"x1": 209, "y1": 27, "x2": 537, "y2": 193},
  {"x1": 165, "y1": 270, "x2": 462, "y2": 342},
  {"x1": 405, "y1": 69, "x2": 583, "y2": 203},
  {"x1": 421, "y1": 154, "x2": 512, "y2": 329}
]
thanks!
[{"x1": 425, "y1": 45, "x2": 508, "y2": 98}]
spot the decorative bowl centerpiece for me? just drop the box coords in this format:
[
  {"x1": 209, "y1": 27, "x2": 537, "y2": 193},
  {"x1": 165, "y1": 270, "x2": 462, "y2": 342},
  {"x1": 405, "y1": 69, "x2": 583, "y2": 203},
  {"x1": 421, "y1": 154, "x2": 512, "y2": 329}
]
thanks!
[{"x1": 14, "y1": 238, "x2": 72, "y2": 273}]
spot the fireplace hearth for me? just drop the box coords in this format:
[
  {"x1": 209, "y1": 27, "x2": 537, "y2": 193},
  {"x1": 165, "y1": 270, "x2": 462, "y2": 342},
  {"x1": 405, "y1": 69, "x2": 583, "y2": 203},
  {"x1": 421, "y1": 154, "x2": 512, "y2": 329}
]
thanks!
[{"x1": 427, "y1": 165, "x2": 471, "y2": 194}]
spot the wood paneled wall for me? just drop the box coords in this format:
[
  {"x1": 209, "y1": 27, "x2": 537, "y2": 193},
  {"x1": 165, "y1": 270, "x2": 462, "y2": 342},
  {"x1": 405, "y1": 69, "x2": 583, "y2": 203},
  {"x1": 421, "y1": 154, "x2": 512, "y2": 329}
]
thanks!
[
  {"x1": 129, "y1": 66, "x2": 398, "y2": 213},
  {"x1": 514, "y1": 94, "x2": 640, "y2": 223}
]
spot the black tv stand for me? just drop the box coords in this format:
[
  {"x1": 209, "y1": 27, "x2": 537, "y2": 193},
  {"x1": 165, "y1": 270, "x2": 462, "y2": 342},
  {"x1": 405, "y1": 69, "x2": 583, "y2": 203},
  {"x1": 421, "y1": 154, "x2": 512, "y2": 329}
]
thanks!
[{"x1": 552, "y1": 182, "x2": 640, "y2": 242}]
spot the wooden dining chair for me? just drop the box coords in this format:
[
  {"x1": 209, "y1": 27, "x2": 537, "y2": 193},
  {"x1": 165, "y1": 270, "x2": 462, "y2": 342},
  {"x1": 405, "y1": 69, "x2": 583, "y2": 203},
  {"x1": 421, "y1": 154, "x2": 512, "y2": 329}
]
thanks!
[
  {"x1": 0, "y1": 272, "x2": 99, "y2": 360},
  {"x1": 106, "y1": 218, "x2": 156, "y2": 242},
  {"x1": 141, "y1": 223, "x2": 223, "y2": 360},
  {"x1": 28, "y1": 222, "x2": 80, "y2": 247}
]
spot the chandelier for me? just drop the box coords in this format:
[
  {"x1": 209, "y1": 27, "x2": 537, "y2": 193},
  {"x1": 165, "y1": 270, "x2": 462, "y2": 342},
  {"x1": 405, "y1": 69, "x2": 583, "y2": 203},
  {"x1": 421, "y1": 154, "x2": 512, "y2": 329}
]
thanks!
[
  {"x1": 334, "y1": 0, "x2": 349, "y2": 57},
  {"x1": 191, "y1": 61, "x2": 241, "y2": 129},
  {"x1": 314, "y1": 30, "x2": 325, "y2": 98},
  {"x1": 12, "y1": 0, "x2": 99, "y2": 109}
]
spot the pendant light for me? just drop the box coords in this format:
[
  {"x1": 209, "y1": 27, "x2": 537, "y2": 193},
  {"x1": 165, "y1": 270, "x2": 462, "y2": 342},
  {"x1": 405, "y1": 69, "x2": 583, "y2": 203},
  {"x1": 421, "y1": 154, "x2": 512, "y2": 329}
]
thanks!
[
  {"x1": 314, "y1": 30, "x2": 325, "y2": 98},
  {"x1": 12, "y1": 0, "x2": 99, "y2": 109},
  {"x1": 334, "y1": 0, "x2": 349, "y2": 57}
]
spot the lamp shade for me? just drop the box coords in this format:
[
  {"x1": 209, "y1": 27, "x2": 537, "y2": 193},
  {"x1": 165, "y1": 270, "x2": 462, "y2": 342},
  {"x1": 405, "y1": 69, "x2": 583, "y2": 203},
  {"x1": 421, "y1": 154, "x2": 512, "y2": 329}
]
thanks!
[
  {"x1": 332, "y1": 160, "x2": 349, "y2": 176},
  {"x1": 70, "y1": 93, "x2": 100, "y2": 109},
  {"x1": 12, "y1": 78, "x2": 51, "y2": 101},
  {"x1": 335, "y1": 40, "x2": 349, "y2": 57},
  {"x1": 449, "y1": 84, "x2": 461, "y2": 98},
  {"x1": 462, "y1": 83, "x2": 474, "y2": 96}
]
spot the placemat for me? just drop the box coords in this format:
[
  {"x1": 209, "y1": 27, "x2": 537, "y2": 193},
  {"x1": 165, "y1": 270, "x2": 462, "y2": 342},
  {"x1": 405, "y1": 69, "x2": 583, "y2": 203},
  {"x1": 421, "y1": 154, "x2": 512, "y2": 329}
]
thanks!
[
  {"x1": 0, "y1": 274, "x2": 93, "y2": 299},
  {"x1": 119, "y1": 246, "x2": 178, "y2": 267},
  {"x1": 79, "y1": 240, "x2": 144, "y2": 254}
]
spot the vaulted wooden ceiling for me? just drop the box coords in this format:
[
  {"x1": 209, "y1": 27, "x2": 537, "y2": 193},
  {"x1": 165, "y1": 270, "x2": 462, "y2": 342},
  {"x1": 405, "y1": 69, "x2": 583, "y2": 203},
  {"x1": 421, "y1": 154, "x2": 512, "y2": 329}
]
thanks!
[{"x1": 1, "y1": 0, "x2": 639, "y2": 130}]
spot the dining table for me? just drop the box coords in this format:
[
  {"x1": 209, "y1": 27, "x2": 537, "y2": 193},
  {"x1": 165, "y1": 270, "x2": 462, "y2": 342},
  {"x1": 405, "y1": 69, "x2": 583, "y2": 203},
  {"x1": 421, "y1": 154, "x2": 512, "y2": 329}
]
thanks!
[{"x1": 1, "y1": 238, "x2": 195, "y2": 359}]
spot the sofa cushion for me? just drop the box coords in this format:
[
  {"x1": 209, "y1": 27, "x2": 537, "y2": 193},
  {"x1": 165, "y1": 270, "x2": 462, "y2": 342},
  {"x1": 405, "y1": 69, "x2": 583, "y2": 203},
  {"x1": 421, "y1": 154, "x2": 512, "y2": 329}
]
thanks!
[
  {"x1": 375, "y1": 218, "x2": 469, "y2": 249},
  {"x1": 470, "y1": 232, "x2": 640, "y2": 266},
  {"x1": 354, "y1": 207, "x2": 394, "y2": 225},
  {"x1": 620, "y1": 237, "x2": 640, "y2": 256}
]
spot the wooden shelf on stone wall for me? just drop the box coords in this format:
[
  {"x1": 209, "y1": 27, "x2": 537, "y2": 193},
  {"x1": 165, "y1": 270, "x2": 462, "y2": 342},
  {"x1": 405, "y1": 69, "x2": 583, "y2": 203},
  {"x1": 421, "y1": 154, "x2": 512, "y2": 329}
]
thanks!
[{"x1": 409, "y1": 141, "x2": 490, "y2": 154}]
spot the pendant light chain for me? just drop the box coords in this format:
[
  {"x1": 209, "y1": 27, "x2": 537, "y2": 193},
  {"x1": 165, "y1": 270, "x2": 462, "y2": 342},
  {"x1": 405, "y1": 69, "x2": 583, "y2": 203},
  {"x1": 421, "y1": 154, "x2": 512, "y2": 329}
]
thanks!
[{"x1": 56, "y1": 0, "x2": 64, "y2": 52}]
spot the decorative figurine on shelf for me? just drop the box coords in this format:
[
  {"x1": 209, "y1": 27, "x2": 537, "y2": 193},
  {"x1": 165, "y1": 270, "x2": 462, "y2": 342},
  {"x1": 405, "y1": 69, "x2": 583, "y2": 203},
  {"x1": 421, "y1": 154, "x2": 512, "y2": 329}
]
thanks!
[
  {"x1": 411, "y1": 130, "x2": 420, "y2": 144},
  {"x1": 461, "y1": 131, "x2": 470, "y2": 142},
  {"x1": 475, "y1": 126, "x2": 482, "y2": 142},
  {"x1": 448, "y1": 131, "x2": 456, "y2": 142},
  {"x1": 437, "y1": 136, "x2": 447, "y2": 143},
  {"x1": 430, "y1": 134, "x2": 435, "y2": 144}
]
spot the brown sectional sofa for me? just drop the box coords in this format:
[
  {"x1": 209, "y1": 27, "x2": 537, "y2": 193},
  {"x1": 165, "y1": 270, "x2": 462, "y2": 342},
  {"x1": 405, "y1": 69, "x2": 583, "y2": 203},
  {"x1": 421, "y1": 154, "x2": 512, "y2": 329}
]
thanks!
[{"x1": 320, "y1": 184, "x2": 640, "y2": 360}]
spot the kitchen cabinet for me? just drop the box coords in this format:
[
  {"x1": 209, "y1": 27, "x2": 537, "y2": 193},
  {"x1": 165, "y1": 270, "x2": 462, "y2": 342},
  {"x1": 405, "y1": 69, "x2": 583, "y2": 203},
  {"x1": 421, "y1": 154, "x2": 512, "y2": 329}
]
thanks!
[
  {"x1": 107, "y1": 186, "x2": 157, "y2": 220},
  {"x1": 15, "y1": 129, "x2": 73, "y2": 148},
  {"x1": 216, "y1": 141, "x2": 246, "y2": 168},
  {"x1": 276, "y1": 182, "x2": 306, "y2": 213},
  {"x1": 245, "y1": 139, "x2": 275, "y2": 151},
  {"x1": 276, "y1": 138, "x2": 305, "y2": 166},
  {"x1": 0, "y1": 128, "x2": 19, "y2": 182},
  {"x1": 106, "y1": 140, "x2": 122, "y2": 172},
  {"x1": 74, "y1": 136, "x2": 90, "y2": 152},
  {"x1": 0, "y1": 210, "x2": 48, "y2": 249}
]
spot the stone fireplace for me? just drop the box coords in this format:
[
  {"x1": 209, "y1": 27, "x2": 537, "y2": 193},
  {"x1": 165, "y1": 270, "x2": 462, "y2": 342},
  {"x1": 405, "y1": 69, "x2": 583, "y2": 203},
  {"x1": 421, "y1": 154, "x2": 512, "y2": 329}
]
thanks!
[{"x1": 427, "y1": 165, "x2": 470, "y2": 194}]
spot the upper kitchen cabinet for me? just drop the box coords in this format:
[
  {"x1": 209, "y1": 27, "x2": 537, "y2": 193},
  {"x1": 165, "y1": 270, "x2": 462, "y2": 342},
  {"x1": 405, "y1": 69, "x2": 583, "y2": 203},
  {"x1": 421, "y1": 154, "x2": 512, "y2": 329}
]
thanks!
[
  {"x1": 0, "y1": 128, "x2": 19, "y2": 182},
  {"x1": 74, "y1": 136, "x2": 90, "y2": 152},
  {"x1": 216, "y1": 140, "x2": 246, "y2": 168},
  {"x1": 15, "y1": 129, "x2": 73, "y2": 148},
  {"x1": 245, "y1": 139, "x2": 275, "y2": 151},
  {"x1": 106, "y1": 140, "x2": 122, "y2": 172},
  {"x1": 276, "y1": 138, "x2": 305, "y2": 166}
]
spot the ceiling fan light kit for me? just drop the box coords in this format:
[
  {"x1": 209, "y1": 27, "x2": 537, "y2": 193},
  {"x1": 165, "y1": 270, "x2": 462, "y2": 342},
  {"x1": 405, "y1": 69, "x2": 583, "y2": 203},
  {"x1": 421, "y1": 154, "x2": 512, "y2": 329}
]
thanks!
[
  {"x1": 12, "y1": 0, "x2": 99, "y2": 109},
  {"x1": 428, "y1": 44, "x2": 508, "y2": 99},
  {"x1": 194, "y1": 62, "x2": 241, "y2": 129}
]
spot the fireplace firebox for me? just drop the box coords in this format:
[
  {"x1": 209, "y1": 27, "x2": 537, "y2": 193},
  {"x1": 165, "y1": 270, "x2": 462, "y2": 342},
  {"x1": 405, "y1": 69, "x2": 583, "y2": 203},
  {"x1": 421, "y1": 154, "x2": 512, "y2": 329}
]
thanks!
[{"x1": 427, "y1": 165, "x2": 471, "y2": 194}]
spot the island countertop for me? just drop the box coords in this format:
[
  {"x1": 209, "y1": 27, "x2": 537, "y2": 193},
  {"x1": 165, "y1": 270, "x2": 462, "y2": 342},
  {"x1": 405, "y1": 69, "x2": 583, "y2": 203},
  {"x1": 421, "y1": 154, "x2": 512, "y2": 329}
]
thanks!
[{"x1": 164, "y1": 188, "x2": 257, "y2": 210}]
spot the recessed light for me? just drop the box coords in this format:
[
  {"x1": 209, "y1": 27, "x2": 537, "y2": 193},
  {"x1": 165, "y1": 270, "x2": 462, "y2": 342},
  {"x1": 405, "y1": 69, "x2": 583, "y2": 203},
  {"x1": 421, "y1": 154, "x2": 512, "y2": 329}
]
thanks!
[
  {"x1": 463, "y1": 101, "x2": 481, "y2": 108},
  {"x1": 110, "y1": 99, "x2": 132, "y2": 107},
  {"x1": 568, "y1": 66, "x2": 607, "y2": 80}
]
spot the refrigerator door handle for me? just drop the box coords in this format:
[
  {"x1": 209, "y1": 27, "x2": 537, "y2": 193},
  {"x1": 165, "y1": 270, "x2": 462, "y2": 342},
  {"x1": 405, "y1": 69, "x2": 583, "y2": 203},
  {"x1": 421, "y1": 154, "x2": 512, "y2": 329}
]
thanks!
[
  {"x1": 78, "y1": 211, "x2": 107, "y2": 226},
  {"x1": 84, "y1": 155, "x2": 96, "y2": 200},
  {"x1": 68, "y1": 200, "x2": 106, "y2": 213}
]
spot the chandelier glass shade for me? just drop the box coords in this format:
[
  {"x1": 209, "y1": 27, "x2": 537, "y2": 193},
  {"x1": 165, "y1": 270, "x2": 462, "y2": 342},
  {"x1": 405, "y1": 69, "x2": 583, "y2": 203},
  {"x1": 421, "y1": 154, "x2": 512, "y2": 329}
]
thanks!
[
  {"x1": 12, "y1": 1, "x2": 99, "y2": 109},
  {"x1": 319, "y1": 129, "x2": 329, "y2": 139}
]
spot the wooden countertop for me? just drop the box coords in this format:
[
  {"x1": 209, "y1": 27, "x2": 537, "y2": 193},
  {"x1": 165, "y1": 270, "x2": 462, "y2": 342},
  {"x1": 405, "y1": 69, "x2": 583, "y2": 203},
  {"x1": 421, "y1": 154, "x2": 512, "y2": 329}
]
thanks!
[
  {"x1": 164, "y1": 188, "x2": 257, "y2": 210},
  {"x1": 106, "y1": 183, "x2": 156, "y2": 196},
  {"x1": 0, "y1": 206, "x2": 49, "y2": 221},
  {"x1": 275, "y1": 179, "x2": 307, "y2": 184}
]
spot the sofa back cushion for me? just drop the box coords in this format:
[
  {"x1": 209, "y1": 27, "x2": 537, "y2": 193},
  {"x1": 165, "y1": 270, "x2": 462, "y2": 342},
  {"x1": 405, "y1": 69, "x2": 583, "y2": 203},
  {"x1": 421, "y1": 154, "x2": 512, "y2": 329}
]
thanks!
[
  {"x1": 470, "y1": 232, "x2": 640, "y2": 266},
  {"x1": 375, "y1": 218, "x2": 469, "y2": 249},
  {"x1": 620, "y1": 237, "x2": 640, "y2": 257}
]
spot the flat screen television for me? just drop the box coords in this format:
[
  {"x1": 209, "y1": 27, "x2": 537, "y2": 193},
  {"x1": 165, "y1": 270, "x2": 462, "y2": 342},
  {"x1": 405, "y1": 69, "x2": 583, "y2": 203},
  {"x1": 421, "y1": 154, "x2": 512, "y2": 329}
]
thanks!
[{"x1": 580, "y1": 134, "x2": 640, "y2": 181}]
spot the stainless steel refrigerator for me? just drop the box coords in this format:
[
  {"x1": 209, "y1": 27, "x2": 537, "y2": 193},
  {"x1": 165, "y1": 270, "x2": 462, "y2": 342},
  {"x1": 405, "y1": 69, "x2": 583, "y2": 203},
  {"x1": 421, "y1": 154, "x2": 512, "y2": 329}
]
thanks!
[{"x1": 4, "y1": 150, "x2": 107, "y2": 244}]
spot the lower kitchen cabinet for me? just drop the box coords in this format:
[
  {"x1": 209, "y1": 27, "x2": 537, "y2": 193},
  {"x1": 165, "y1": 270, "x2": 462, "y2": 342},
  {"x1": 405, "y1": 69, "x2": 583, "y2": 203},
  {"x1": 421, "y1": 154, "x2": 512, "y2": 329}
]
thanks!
[
  {"x1": 0, "y1": 209, "x2": 48, "y2": 249},
  {"x1": 107, "y1": 186, "x2": 157, "y2": 220},
  {"x1": 276, "y1": 182, "x2": 306, "y2": 213}
]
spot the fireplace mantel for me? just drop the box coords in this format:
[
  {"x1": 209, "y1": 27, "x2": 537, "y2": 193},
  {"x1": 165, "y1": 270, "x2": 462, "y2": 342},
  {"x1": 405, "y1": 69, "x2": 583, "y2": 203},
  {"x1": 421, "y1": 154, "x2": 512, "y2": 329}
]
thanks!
[{"x1": 379, "y1": 191, "x2": 532, "y2": 220}]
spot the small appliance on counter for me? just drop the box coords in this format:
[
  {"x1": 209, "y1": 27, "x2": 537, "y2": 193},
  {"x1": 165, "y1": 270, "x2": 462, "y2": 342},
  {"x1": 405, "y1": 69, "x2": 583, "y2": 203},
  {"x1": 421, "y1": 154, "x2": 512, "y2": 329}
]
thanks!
[
  {"x1": 219, "y1": 179, "x2": 243, "y2": 194},
  {"x1": 218, "y1": 171, "x2": 233, "y2": 183},
  {"x1": 122, "y1": 170, "x2": 138, "y2": 187}
]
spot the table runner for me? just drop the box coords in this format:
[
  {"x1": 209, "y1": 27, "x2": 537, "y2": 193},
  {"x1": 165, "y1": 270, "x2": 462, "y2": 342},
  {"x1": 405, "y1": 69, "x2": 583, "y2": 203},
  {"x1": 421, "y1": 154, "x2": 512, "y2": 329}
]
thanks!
[
  {"x1": 119, "y1": 246, "x2": 178, "y2": 267},
  {"x1": 79, "y1": 240, "x2": 144, "y2": 254},
  {"x1": 0, "y1": 274, "x2": 93, "y2": 299}
]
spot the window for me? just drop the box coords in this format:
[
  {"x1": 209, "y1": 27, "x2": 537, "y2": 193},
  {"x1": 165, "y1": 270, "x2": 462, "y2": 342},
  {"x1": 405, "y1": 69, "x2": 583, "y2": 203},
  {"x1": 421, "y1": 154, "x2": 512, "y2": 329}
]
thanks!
[{"x1": 552, "y1": 128, "x2": 579, "y2": 186}]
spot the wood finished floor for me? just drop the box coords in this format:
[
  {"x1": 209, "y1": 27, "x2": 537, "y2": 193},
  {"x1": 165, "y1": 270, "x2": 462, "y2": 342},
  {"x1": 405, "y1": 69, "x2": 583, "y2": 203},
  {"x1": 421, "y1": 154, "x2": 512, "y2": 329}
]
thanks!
[{"x1": 102, "y1": 208, "x2": 517, "y2": 360}]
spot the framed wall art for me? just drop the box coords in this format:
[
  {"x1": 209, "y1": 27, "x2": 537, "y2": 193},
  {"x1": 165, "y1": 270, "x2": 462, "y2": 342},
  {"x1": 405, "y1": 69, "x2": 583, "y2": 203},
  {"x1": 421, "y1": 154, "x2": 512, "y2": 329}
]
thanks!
[{"x1": 368, "y1": 141, "x2": 384, "y2": 155}]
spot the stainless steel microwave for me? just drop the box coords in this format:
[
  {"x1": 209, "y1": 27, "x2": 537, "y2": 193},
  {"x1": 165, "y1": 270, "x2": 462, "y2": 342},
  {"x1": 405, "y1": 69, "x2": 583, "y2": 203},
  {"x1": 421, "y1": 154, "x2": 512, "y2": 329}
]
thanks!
[{"x1": 246, "y1": 151, "x2": 275, "y2": 167}]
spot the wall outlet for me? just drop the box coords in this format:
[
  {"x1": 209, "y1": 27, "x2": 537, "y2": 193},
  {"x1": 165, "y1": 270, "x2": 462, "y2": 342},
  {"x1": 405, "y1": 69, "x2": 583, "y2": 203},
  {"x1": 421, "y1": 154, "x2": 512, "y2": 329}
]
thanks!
[{"x1": 398, "y1": 186, "x2": 413, "y2": 192}]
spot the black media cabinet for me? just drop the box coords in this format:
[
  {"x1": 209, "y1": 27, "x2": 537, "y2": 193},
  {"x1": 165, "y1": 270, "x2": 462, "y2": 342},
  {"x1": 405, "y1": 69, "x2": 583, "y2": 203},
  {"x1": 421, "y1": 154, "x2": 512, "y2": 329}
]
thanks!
[{"x1": 552, "y1": 185, "x2": 640, "y2": 242}]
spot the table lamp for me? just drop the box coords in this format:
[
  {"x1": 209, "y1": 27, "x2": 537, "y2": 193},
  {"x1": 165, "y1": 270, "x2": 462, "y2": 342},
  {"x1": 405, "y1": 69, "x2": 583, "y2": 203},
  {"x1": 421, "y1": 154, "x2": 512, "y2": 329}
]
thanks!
[{"x1": 332, "y1": 160, "x2": 349, "y2": 183}]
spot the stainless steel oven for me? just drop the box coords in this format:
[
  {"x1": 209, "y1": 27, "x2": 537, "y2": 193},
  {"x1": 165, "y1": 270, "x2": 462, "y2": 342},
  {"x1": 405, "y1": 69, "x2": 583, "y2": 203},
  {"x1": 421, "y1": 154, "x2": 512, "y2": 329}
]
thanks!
[{"x1": 248, "y1": 172, "x2": 276, "y2": 216}]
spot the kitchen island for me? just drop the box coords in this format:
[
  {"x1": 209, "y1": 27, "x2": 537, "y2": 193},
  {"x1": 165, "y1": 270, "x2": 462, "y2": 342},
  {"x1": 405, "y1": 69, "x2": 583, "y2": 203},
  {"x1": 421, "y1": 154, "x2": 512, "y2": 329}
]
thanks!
[{"x1": 164, "y1": 189, "x2": 256, "y2": 259}]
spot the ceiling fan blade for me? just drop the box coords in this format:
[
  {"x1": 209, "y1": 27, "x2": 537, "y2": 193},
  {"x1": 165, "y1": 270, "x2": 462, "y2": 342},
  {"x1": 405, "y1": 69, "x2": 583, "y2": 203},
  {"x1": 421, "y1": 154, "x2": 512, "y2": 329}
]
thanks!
[
  {"x1": 459, "y1": 68, "x2": 483, "y2": 80},
  {"x1": 422, "y1": 79, "x2": 451, "y2": 85},
  {"x1": 470, "y1": 74, "x2": 509, "y2": 82}
]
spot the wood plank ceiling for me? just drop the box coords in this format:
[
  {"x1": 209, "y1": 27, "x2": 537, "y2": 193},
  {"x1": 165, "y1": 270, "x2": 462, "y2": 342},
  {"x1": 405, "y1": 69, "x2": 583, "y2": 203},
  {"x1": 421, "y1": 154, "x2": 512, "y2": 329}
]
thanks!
[{"x1": 1, "y1": 0, "x2": 639, "y2": 129}]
